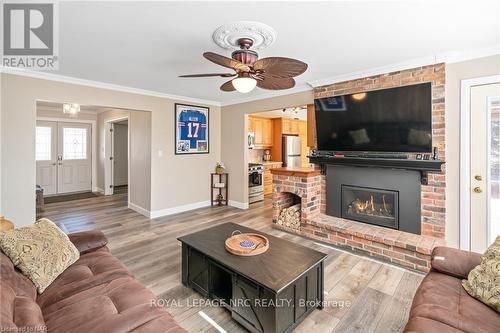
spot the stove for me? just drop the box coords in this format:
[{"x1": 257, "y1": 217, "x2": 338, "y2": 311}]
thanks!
[{"x1": 248, "y1": 163, "x2": 264, "y2": 203}]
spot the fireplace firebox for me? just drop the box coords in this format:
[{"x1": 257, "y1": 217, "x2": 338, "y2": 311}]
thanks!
[
  {"x1": 342, "y1": 185, "x2": 399, "y2": 229},
  {"x1": 327, "y1": 165, "x2": 421, "y2": 235}
]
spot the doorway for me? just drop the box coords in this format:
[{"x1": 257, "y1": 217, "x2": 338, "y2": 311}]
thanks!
[
  {"x1": 461, "y1": 76, "x2": 500, "y2": 252},
  {"x1": 104, "y1": 117, "x2": 129, "y2": 196},
  {"x1": 36, "y1": 120, "x2": 92, "y2": 196}
]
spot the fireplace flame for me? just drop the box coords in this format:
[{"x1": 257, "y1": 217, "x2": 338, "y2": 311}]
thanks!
[{"x1": 351, "y1": 194, "x2": 391, "y2": 216}]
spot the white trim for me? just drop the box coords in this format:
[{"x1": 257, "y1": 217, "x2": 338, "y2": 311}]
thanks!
[
  {"x1": 308, "y1": 44, "x2": 500, "y2": 88},
  {"x1": 0, "y1": 67, "x2": 221, "y2": 107},
  {"x1": 150, "y1": 201, "x2": 211, "y2": 219},
  {"x1": 36, "y1": 116, "x2": 98, "y2": 193},
  {"x1": 459, "y1": 75, "x2": 500, "y2": 250},
  {"x1": 95, "y1": 187, "x2": 105, "y2": 195},
  {"x1": 128, "y1": 202, "x2": 151, "y2": 218},
  {"x1": 228, "y1": 200, "x2": 249, "y2": 210},
  {"x1": 104, "y1": 116, "x2": 130, "y2": 197}
]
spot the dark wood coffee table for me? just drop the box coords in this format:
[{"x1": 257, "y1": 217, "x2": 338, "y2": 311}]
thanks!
[{"x1": 178, "y1": 222, "x2": 327, "y2": 333}]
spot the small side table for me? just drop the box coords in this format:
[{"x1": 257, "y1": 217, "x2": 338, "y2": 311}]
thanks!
[{"x1": 211, "y1": 173, "x2": 228, "y2": 206}]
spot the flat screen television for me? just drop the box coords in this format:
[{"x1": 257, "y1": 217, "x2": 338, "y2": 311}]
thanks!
[{"x1": 314, "y1": 82, "x2": 432, "y2": 153}]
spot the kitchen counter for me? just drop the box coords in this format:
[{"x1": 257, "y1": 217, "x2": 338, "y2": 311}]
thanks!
[
  {"x1": 262, "y1": 161, "x2": 283, "y2": 166},
  {"x1": 270, "y1": 167, "x2": 320, "y2": 177}
]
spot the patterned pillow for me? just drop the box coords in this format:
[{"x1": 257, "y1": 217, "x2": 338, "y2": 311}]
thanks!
[
  {"x1": 462, "y1": 236, "x2": 500, "y2": 313},
  {"x1": 0, "y1": 218, "x2": 79, "y2": 293}
]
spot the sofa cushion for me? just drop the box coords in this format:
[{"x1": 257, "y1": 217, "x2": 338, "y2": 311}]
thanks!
[
  {"x1": 37, "y1": 247, "x2": 132, "y2": 309},
  {"x1": 0, "y1": 218, "x2": 80, "y2": 293},
  {"x1": 0, "y1": 252, "x2": 46, "y2": 332},
  {"x1": 462, "y1": 236, "x2": 500, "y2": 313},
  {"x1": 407, "y1": 271, "x2": 500, "y2": 332},
  {"x1": 41, "y1": 277, "x2": 185, "y2": 333}
]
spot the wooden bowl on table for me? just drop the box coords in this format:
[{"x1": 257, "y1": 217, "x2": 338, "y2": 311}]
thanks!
[{"x1": 225, "y1": 231, "x2": 269, "y2": 256}]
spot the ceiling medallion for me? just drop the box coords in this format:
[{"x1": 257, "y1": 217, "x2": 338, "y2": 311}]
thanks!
[{"x1": 212, "y1": 21, "x2": 277, "y2": 50}]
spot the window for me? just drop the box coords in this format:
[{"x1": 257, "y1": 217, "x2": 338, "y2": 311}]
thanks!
[
  {"x1": 63, "y1": 127, "x2": 87, "y2": 160},
  {"x1": 36, "y1": 126, "x2": 51, "y2": 161}
]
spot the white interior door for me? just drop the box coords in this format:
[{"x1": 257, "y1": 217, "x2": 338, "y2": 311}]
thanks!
[
  {"x1": 36, "y1": 121, "x2": 57, "y2": 195},
  {"x1": 57, "y1": 122, "x2": 92, "y2": 194},
  {"x1": 470, "y1": 83, "x2": 500, "y2": 252}
]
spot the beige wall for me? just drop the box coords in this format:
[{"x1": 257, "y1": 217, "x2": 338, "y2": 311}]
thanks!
[
  {"x1": 0, "y1": 73, "x2": 220, "y2": 226},
  {"x1": 221, "y1": 90, "x2": 313, "y2": 205},
  {"x1": 129, "y1": 111, "x2": 151, "y2": 211},
  {"x1": 445, "y1": 55, "x2": 500, "y2": 247}
]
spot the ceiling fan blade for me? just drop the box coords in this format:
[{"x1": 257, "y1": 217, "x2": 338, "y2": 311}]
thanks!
[
  {"x1": 220, "y1": 79, "x2": 235, "y2": 92},
  {"x1": 179, "y1": 73, "x2": 236, "y2": 78},
  {"x1": 256, "y1": 77, "x2": 296, "y2": 90},
  {"x1": 204, "y1": 52, "x2": 251, "y2": 72},
  {"x1": 253, "y1": 57, "x2": 308, "y2": 78}
]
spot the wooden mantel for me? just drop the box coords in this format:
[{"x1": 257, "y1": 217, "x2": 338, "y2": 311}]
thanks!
[{"x1": 270, "y1": 167, "x2": 321, "y2": 178}]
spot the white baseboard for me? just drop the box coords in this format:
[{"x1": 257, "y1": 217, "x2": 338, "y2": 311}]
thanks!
[
  {"x1": 228, "y1": 200, "x2": 249, "y2": 210},
  {"x1": 95, "y1": 187, "x2": 105, "y2": 194},
  {"x1": 128, "y1": 202, "x2": 151, "y2": 218},
  {"x1": 150, "y1": 200, "x2": 211, "y2": 219}
]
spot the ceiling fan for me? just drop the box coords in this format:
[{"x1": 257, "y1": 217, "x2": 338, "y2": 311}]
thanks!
[{"x1": 179, "y1": 38, "x2": 308, "y2": 93}]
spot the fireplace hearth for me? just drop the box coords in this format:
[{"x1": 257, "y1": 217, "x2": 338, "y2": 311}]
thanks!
[{"x1": 342, "y1": 185, "x2": 398, "y2": 229}]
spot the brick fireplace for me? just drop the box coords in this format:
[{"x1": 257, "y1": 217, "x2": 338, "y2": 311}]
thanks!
[{"x1": 271, "y1": 63, "x2": 446, "y2": 273}]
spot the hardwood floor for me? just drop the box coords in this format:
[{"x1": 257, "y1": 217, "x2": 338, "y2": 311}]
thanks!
[{"x1": 38, "y1": 193, "x2": 423, "y2": 333}]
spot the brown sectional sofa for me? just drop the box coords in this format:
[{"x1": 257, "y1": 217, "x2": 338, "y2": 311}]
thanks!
[
  {"x1": 1, "y1": 230, "x2": 187, "y2": 333},
  {"x1": 404, "y1": 246, "x2": 500, "y2": 333}
]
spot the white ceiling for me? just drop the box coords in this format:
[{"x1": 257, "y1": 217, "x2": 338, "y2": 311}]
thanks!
[{"x1": 42, "y1": 1, "x2": 500, "y2": 105}]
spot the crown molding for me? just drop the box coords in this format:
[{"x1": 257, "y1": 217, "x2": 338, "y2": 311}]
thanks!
[
  {"x1": 0, "y1": 67, "x2": 222, "y2": 107},
  {"x1": 307, "y1": 44, "x2": 500, "y2": 88}
]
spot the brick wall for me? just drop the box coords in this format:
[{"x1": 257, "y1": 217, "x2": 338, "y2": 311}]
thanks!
[{"x1": 313, "y1": 64, "x2": 446, "y2": 238}]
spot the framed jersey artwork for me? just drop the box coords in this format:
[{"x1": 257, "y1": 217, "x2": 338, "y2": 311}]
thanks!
[{"x1": 175, "y1": 103, "x2": 209, "y2": 154}]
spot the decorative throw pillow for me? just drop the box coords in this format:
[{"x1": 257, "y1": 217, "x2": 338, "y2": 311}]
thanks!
[
  {"x1": 462, "y1": 236, "x2": 500, "y2": 313},
  {"x1": 0, "y1": 218, "x2": 79, "y2": 293}
]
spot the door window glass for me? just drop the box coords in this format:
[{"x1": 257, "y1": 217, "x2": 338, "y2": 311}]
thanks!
[
  {"x1": 36, "y1": 126, "x2": 52, "y2": 161},
  {"x1": 63, "y1": 127, "x2": 87, "y2": 160}
]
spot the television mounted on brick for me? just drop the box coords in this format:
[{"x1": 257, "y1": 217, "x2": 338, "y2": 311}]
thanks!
[{"x1": 314, "y1": 82, "x2": 432, "y2": 153}]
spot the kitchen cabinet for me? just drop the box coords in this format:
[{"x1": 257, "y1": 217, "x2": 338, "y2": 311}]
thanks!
[
  {"x1": 248, "y1": 116, "x2": 273, "y2": 148},
  {"x1": 307, "y1": 104, "x2": 317, "y2": 149},
  {"x1": 262, "y1": 162, "x2": 282, "y2": 195}
]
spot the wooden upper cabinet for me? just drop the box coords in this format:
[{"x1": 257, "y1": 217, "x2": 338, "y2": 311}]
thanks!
[
  {"x1": 248, "y1": 116, "x2": 273, "y2": 148},
  {"x1": 262, "y1": 119, "x2": 273, "y2": 146},
  {"x1": 306, "y1": 104, "x2": 317, "y2": 149},
  {"x1": 281, "y1": 118, "x2": 301, "y2": 134}
]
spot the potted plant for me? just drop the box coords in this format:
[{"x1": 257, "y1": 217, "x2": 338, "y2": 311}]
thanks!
[{"x1": 215, "y1": 162, "x2": 226, "y2": 174}]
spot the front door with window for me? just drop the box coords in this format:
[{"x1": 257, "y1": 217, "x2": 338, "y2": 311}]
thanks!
[
  {"x1": 469, "y1": 83, "x2": 500, "y2": 252},
  {"x1": 36, "y1": 121, "x2": 92, "y2": 196}
]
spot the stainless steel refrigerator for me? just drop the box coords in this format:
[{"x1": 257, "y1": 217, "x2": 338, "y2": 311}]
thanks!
[{"x1": 282, "y1": 135, "x2": 302, "y2": 168}]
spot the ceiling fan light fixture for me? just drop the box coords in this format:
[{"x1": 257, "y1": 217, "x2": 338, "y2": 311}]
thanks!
[{"x1": 232, "y1": 76, "x2": 257, "y2": 93}]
